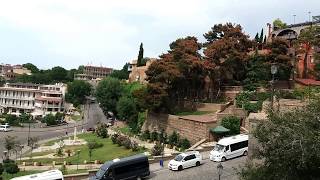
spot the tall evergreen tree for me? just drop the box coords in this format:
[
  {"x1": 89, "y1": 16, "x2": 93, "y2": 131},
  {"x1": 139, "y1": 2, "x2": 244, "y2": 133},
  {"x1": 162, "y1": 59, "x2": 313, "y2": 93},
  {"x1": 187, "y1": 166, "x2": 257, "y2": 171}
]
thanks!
[
  {"x1": 137, "y1": 43, "x2": 144, "y2": 66},
  {"x1": 259, "y1": 28, "x2": 264, "y2": 43},
  {"x1": 254, "y1": 33, "x2": 259, "y2": 43},
  {"x1": 263, "y1": 35, "x2": 267, "y2": 44}
]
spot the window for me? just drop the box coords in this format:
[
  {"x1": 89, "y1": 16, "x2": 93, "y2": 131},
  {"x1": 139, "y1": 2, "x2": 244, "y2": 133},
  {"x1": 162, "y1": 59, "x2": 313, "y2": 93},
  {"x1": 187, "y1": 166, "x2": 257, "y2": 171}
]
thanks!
[
  {"x1": 184, "y1": 155, "x2": 196, "y2": 161},
  {"x1": 230, "y1": 140, "x2": 248, "y2": 152},
  {"x1": 114, "y1": 161, "x2": 148, "y2": 175},
  {"x1": 225, "y1": 145, "x2": 229, "y2": 151}
]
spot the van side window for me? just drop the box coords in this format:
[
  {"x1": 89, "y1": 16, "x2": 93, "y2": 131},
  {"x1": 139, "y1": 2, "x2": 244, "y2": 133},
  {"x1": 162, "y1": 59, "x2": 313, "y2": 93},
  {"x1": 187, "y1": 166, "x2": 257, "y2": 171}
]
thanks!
[
  {"x1": 230, "y1": 140, "x2": 248, "y2": 152},
  {"x1": 115, "y1": 161, "x2": 148, "y2": 175},
  {"x1": 225, "y1": 145, "x2": 229, "y2": 151}
]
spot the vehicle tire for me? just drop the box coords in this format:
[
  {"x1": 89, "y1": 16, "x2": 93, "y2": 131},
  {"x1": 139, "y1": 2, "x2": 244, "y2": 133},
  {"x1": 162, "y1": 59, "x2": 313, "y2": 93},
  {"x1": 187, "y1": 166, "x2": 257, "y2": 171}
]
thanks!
[
  {"x1": 136, "y1": 176, "x2": 143, "y2": 180},
  {"x1": 196, "y1": 161, "x2": 200, "y2": 166},
  {"x1": 243, "y1": 151, "x2": 248, "y2": 156},
  {"x1": 178, "y1": 165, "x2": 183, "y2": 171},
  {"x1": 221, "y1": 157, "x2": 226, "y2": 162}
]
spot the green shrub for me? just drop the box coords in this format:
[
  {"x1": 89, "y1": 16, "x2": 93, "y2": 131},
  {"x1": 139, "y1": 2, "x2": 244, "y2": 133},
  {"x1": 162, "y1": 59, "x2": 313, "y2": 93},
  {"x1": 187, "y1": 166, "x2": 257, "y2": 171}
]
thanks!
[
  {"x1": 141, "y1": 130, "x2": 150, "y2": 140},
  {"x1": 151, "y1": 142, "x2": 164, "y2": 156},
  {"x1": 123, "y1": 138, "x2": 131, "y2": 149},
  {"x1": 0, "y1": 163, "x2": 3, "y2": 175},
  {"x1": 158, "y1": 130, "x2": 167, "y2": 143},
  {"x1": 4, "y1": 162, "x2": 19, "y2": 175},
  {"x1": 96, "y1": 123, "x2": 109, "y2": 138},
  {"x1": 243, "y1": 102, "x2": 262, "y2": 113},
  {"x1": 131, "y1": 141, "x2": 139, "y2": 151},
  {"x1": 168, "y1": 131, "x2": 180, "y2": 146},
  {"x1": 221, "y1": 116, "x2": 241, "y2": 135},
  {"x1": 178, "y1": 138, "x2": 191, "y2": 150},
  {"x1": 151, "y1": 131, "x2": 158, "y2": 141},
  {"x1": 111, "y1": 134, "x2": 119, "y2": 144}
]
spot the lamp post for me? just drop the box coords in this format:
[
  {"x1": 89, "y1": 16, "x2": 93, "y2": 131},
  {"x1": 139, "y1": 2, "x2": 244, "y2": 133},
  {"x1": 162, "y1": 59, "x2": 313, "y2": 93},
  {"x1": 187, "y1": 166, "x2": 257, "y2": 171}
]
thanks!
[
  {"x1": 217, "y1": 162, "x2": 223, "y2": 180},
  {"x1": 270, "y1": 64, "x2": 278, "y2": 110},
  {"x1": 77, "y1": 150, "x2": 81, "y2": 170},
  {"x1": 3, "y1": 151, "x2": 8, "y2": 161}
]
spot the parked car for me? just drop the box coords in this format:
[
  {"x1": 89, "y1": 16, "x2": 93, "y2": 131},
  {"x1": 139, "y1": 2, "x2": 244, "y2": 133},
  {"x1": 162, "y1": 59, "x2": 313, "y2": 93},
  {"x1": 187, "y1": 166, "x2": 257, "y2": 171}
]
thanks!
[
  {"x1": 90, "y1": 154, "x2": 150, "y2": 180},
  {"x1": 210, "y1": 134, "x2": 248, "y2": 162},
  {"x1": 0, "y1": 123, "x2": 12, "y2": 132},
  {"x1": 11, "y1": 169, "x2": 64, "y2": 180},
  {"x1": 168, "y1": 151, "x2": 202, "y2": 171}
]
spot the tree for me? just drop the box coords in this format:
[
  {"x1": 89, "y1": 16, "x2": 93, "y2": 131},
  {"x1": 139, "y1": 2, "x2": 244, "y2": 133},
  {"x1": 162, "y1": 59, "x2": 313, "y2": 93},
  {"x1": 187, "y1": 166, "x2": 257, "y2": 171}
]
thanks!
[
  {"x1": 137, "y1": 43, "x2": 144, "y2": 66},
  {"x1": 116, "y1": 96, "x2": 137, "y2": 122},
  {"x1": 23, "y1": 63, "x2": 39, "y2": 73},
  {"x1": 87, "y1": 141, "x2": 103, "y2": 162},
  {"x1": 4, "y1": 136, "x2": 18, "y2": 156},
  {"x1": 18, "y1": 113, "x2": 32, "y2": 123},
  {"x1": 254, "y1": 33, "x2": 259, "y2": 43},
  {"x1": 4, "y1": 115, "x2": 19, "y2": 126},
  {"x1": 259, "y1": 28, "x2": 264, "y2": 44},
  {"x1": 50, "y1": 66, "x2": 68, "y2": 82},
  {"x1": 28, "y1": 137, "x2": 38, "y2": 159},
  {"x1": 109, "y1": 63, "x2": 130, "y2": 80},
  {"x1": 273, "y1": 18, "x2": 287, "y2": 30},
  {"x1": 95, "y1": 77, "x2": 122, "y2": 114},
  {"x1": 95, "y1": 123, "x2": 108, "y2": 138},
  {"x1": 65, "y1": 80, "x2": 92, "y2": 107},
  {"x1": 4, "y1": 162, "x2": 19, "y2": 176},
  {"x1": 0, "y1": 163, "x2": 3, "y2": 176},
  {"x1": 203, "y1": 23, "x2": 253, "y2": 88},
  {"x1": 221, "y1": 116, "x2": 240, "y2": 135},
  {"x1": 239, "y1": 100, "x2": 320, "y2": 180},
  {"x1": 42, "y1": 114, "x2": 57, "y2": 126},
  {"x1": 296, "y1": 25, "x2": 320, "y2": 78}
]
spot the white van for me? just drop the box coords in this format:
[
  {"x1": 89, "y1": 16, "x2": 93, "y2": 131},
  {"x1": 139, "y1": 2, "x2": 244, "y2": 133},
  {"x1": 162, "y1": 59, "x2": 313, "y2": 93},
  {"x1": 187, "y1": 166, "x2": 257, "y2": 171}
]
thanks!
[
  {"x1": 11, "y1": 170, "x2": 64, "y2": 180},
  {"x1": 0, "y1": 124, "x2": 11, "y2": 132},
  {"x1": 210, "y1": 134, "x2": 248, "y2": 162}
]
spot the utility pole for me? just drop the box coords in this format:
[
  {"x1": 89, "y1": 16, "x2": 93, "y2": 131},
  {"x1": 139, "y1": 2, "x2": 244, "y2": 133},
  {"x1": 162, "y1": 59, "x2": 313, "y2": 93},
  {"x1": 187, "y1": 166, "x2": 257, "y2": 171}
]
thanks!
[{"x1": 293, "y1": 14, "x2": 296, "y2": 24}]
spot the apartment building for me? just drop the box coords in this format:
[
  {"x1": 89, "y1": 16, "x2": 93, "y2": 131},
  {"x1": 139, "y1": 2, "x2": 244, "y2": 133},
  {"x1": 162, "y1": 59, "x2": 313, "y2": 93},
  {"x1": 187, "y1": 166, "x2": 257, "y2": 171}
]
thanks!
[
  {"x1": 0, "y1": 83, "x2": 66, "y2": 118},
  {"x1": 75, "y1": 65, "x2": 113, "y2": 81}
]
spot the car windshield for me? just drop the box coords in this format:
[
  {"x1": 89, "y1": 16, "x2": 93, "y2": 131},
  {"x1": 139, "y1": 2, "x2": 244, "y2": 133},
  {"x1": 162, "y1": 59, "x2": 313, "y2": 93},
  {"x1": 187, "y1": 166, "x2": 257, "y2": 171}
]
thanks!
[
  {"x1": 96, "y1": 168, "x2": 106, "y2": 178},
  {"x1": 174, "y1": 155, "x2": 184, "y2": 161},
  {"x1": 214, "y1": 144, "x2": 225, "y2": 152}
]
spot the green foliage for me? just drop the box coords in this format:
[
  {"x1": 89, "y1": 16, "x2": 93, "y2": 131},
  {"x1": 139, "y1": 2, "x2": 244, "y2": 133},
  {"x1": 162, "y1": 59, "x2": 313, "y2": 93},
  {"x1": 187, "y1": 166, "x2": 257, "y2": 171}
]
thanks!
[
  {"x1": 55, "y1": 112, "x2": 64, "y2": 121},
  {"x1": 168, "y1": 131, "x2": 179, "y2": 146},
  {"x1": 42, "y1": 114, "x2": 57, "y2": 126},
  {"x1": 131, "y1": 141, "x2": 139, "y2": 151},
  {"x1": 240, "y1": 100, "x2": 320, "y2": 179},
  {"x1": 65, "y1": 80, "x2": 92, "y2": 107},
  {"x1": 259, "y1": 28, "x2": 264, "y2": 44},
  {"x1": 109, "y1": 63, "x2": 130, "y2": 80},
  {"x1": 137, "y1": 43, "x2": 144, "y2": 66},
  {"x1": 243, "y1": 102, "x2": 262, "y2": 113},
  {"x1": 178, "y1": 138, "x2": 191, "y2": 150},
  {"x1": 3, "y1": 162, "x2": 19, "y2": 175},
  {"x1": 150, "y1": 131, "x2": 159, "y2": 141},
  {"x1": 59, "y1": 164, "x2": 67, "y2": 175},
  {"x1": 87, "y1": 141, "x2": 104, "y2": 150},
  {"x1": 141, "y1": 130, "x2": 150, "y2": 140},
  {"x1": 273, "y1": 18, "x2": 287, "y2": 30},
  {"x1": 111, "y1": 133, "x2": 119, "y2": 144},
  {"x1": 95, "y1": 123, "x2": 109, "y2": 138},
  {"x1": 116, "y1": 96, "x2": 137, "y2": 122},
  {"x1": 158, "y1": 129, "x2": 167, "y2": 144},
  {"x1": 50, "y1": 66, "x2": 68, "y2": 82},
  {"x1": 96, "y1": 77, "x2": 122, "y2": 114},
  {"x1": 236, "y1": 91, "x2": 270, "y2": 112},
  {"x1": 4, "y1": 136, "x2": 17, "y2": 154},
  {"x1": 22, "y1": 63, "x2": 39, "y2": 73},
  {"x1": 18, "y1": 113, "x2": 32, "y2": 123},
  {"x1": 221, "y1": 116, "x2": 240, "y2": 135},
  {"x1": 4, "y1": 115, "x2": 19, "y2": 126},
  {"x1": 151, "y1": 142, "x2": 164, "y2": 156},
  {"x1": 0, "y1": 163, "x2": 3, "y2": 175}
]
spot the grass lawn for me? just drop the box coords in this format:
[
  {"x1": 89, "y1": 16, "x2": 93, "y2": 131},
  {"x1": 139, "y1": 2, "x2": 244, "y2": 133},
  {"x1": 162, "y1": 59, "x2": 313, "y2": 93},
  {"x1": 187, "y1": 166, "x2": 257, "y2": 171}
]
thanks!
[
  {"x1": 71, "y1": 114, "x2": 82, "y2": 121},
  {"x1": 116, "y1": 126, "x2": 135, "y2": 137},
  {"x1": 174, "y1": 111, "x2": 213, "y2": 116},
  {"x1": 20, "y1": 133, "x2": 145, "y2": 165}
]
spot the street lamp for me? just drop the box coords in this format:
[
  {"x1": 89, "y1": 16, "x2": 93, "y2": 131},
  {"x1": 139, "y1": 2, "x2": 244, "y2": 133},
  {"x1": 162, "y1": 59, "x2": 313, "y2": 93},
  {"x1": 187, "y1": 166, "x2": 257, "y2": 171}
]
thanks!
[
  {"x1": 77, "y1": 150, "x2": 81, "y2": 170},
  {"x1": 217, "y1": 162, "x2": 223, "y2": 180},
  {"x1": 270, "y1": 64, "x2": 278, "y2": 109}
]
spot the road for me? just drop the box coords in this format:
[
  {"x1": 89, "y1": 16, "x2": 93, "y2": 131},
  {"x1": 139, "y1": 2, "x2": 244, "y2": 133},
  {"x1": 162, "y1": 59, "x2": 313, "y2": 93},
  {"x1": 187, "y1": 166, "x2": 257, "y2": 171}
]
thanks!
[
  {"x1": 150, "y1": 152, "x2": 246, "y2": 180},
  {"x1": 0, "y1": 103, "x2": 108, "y2": 159}
]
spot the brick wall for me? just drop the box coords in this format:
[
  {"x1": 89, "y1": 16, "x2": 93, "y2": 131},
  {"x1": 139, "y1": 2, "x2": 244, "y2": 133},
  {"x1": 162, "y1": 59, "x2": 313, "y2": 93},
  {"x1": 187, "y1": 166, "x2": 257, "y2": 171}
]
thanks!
[{"x1": 142, "y1": 112, "x2": 217, "y2": 144}]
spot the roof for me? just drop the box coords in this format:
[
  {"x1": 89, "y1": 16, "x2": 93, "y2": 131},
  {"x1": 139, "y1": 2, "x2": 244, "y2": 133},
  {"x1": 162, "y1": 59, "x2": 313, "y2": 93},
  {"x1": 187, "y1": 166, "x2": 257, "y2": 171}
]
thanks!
[
  {"x1": 217, "y1": 134, "x2": 248, "y2": 146},
  {"x1": 179, "y1": 115, "x2": 217, "y2": 123},
  {"x1": 101, "y1": 154, "x2": 148, "y2": 169},
  {"x1": 11, "y1": 170, "x2": 63, "y2": 180},
  {"x1": 295, "y1": 78, "x2": 320, "y2": 86},
  {"x1": 210, "y1": 125, "x2": 230, "y2": 133}
]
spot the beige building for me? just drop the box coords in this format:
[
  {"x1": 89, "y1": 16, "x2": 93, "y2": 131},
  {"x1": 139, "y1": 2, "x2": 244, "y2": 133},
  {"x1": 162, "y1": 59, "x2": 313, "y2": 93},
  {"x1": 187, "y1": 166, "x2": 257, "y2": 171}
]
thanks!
[
  {"x1": 128, "y1": 58, "x2": 156, "y2": 83},
  {"x1": 0, "y1": 83, "x2": 66, "y2": 118}
]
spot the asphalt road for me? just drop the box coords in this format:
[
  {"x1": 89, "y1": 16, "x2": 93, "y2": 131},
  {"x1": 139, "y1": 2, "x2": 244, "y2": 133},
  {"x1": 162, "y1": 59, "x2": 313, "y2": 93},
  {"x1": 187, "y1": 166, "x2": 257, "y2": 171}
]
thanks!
[
  {"x1": 150, "y1": 153, "x2": 246, "y2": 180},
  {"x1": 0, "y1": 103, "x2": 108, "y2": 160}
]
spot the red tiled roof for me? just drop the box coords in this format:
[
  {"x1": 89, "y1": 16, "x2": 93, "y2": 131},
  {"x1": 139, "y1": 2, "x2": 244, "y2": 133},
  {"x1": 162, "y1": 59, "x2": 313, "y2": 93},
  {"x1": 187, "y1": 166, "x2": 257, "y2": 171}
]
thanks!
[
  {"x1": 179, "y1": 115, "x2": 217, "y2": 123},
  {"x1": 295, "y1": 78, "x2": 320, "y2": 86}
]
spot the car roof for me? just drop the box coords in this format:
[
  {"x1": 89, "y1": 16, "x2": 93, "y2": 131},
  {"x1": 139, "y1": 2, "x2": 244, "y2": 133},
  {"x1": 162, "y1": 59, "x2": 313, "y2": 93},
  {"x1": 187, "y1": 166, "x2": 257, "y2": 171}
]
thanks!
[
  {"x1": 101, "y1": 154, "x2": 148, "y2": 169},
  {"x1": 178, "y1": 151, "x2": 200, "y2": 157}
]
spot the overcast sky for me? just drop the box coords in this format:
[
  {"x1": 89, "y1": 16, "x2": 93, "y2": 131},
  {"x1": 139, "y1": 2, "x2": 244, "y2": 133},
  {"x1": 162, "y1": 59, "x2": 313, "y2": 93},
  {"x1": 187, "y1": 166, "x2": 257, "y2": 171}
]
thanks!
[{"x1": 0, "y1": 0, "x2": 319, "y2": 70}]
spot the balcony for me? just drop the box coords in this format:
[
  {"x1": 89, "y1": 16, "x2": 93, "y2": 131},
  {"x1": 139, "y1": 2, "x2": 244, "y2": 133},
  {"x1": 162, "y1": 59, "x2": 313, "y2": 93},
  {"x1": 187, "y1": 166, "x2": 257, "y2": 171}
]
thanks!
[{"x1": 0, "y1": 95, "x2": 34, "y2": 101}]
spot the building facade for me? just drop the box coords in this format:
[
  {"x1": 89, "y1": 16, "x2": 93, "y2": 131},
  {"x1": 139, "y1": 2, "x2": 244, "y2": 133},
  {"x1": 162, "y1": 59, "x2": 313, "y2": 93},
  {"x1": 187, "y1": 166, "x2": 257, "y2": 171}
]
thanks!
[
  {"x1": 0, "y1": 83, "x2": 66, "y2": 118},
  {"x1": 128, "y1": 58, "x2": 156, "y2": 83}
]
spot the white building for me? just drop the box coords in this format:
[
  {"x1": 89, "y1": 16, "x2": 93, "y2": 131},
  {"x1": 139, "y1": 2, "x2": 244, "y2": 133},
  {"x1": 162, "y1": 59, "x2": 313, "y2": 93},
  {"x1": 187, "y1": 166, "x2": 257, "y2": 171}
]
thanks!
[{"x1": 0, "y1": 83, "x2": 66, "y2": 118}]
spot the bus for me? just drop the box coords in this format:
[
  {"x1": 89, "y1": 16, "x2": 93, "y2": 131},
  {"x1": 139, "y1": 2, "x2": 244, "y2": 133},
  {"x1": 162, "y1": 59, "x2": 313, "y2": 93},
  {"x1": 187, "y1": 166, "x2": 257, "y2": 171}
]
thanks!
[
  {"x1": 210, "y1": 134, "x2": 248, "y2": 162},
  {"x1": 90, "y1": 154, "x2": 150, "y2": 180},
  {"x1": 11, "y1": 170, "x2": 64, "y2": 180}
]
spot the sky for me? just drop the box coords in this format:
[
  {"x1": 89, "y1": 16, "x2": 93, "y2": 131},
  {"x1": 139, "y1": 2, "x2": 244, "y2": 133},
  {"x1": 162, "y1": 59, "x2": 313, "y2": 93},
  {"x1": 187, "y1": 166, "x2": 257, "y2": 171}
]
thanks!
[{"x1": 0, "y1": 0, "x2": 319, "y2": 70}]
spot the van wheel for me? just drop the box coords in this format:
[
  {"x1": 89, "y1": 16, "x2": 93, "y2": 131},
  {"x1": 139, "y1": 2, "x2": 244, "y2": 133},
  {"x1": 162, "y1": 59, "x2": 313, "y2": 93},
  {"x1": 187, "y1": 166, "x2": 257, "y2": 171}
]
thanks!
[
  {"x1": 196, "y1": 161, "x2": 200, "y2": 166},
  {"x1": 178, "y1": 165, "x2": 183, "y2": 171},
  {"x1": 221, "y1": 157, "x2": 226, "y2": 162},
  {"x1": 243, "y1": 151, "x2": 248, "y2": 156},
  {"x1": 137, "y1": 176, "x2": 142, "y2": 180}
]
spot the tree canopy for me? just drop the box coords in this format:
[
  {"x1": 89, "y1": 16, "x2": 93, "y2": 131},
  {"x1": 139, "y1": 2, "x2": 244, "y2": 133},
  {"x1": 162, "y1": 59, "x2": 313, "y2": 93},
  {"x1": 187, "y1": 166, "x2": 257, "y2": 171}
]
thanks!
[
  {"x1": 273, "y1": 18, "x2": 287, "y2": 30},
  {"x1": 65, "y1": 80, "x2": 92, "y2": 107}
]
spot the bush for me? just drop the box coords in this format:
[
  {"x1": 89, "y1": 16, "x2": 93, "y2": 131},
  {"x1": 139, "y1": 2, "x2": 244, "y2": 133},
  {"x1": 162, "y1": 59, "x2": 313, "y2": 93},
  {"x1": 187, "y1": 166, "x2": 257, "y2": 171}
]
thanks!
[
  {"x1": 123, "y1": 138, "x2": 131, "y2": 149},
  {"x1": 116, "y1": 135, "x2": 127, "y2": 146},
  {"x1": 221, "y1": 116, "x2": 241, "y2": 135},
  {"x1": 4, "y1": 162, "x2": 19, "y2": 175},
  {"x1": 131, "y1": 141, "x2": 139, "y2": 151},
  {"x1": 151, "y1": 142, "x2": 164, "y2": 156},
  {"x1": 42, "y1": 114, "x2": 57, "y2": 126},
  {"x1": 243, "y1": 102, "x2": 262, "y2": 113},
  {"x1": 96, "y1": 123, "x2": 109, "y2": 138},
  {"x1": 178, "y1": 138, "x2": 191, "y2": 150},
  {"x1": 150, "y1": 131, "x2": 158, "y2": 141},
  {"x1": 87, "y1": 141, "x2": 103, "y2": 149},
  {"x1": 0, "y1": 163, "x2": 3, "y2": 175},
  {"x1": 141, "y1": 130, "x2": 150, "y2": 140},
  {"x1": 111, "y1": 134, "x2": 119, "y2": 144},
  {"x1": 158, "y1": 130, "x2": 167, "y2": 143},
  {"x1": 168, "y1": 131, "x2": 180, "y2": 147}
]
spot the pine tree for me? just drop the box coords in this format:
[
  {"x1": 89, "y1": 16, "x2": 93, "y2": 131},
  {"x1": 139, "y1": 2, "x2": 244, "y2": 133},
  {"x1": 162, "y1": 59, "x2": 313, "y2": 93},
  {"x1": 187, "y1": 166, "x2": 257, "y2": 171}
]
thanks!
[
  {"x1": 259, "y1": 28, "x2": 264, "y2": 43},
  {"x1": 137, "y1": 43, "x2": 144, "y2": 66},
  {"x1": 254, "y1": 33, "x2": 259, "y2": 42},
  {"x1": 263, "y1": 35, "x2": 267, "y2": 44}
]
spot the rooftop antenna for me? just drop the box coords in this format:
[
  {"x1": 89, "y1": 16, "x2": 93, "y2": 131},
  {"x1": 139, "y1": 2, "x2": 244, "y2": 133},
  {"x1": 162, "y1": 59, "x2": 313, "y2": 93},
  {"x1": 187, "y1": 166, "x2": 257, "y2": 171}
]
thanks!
[
  {"x1": 293, "y1": 14, "x2": 296, "y2": 24},
  {"x1": 308, "y1": 11, "x2": 311, "y2": 22}
]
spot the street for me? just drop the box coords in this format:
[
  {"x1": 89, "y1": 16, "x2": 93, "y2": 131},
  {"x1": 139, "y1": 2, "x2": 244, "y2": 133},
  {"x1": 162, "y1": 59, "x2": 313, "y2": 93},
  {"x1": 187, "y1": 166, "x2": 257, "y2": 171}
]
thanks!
[
  {"x1": 150, "y1": 152, "x2": 246, "y2": 180},
  {"x1": 0, "y1": 103, "x2": 109, "y2": 159}
]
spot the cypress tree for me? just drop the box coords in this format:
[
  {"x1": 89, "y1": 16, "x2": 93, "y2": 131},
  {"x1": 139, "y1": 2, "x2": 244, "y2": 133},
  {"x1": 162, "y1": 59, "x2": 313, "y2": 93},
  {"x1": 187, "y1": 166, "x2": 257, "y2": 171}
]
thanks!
[
  {"x1": 259, "y1": 28, "x2": 264, "y2": 43},
  {"x1": 263, "y1": 35, "x2": 267, "y2": 44},
  {"x1": 254, "y1": 33, "x2": 259, "y2": 42},
  {"x1": 137, "y1": 43, "x2": 144, "y2": 66}
]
